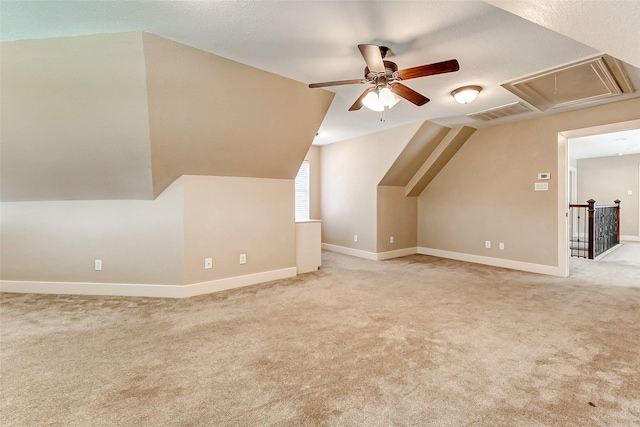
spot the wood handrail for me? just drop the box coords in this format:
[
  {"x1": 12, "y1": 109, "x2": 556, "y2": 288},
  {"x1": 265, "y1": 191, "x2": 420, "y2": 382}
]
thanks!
[{"x1": 570, "y1": 203, "x2": 618, "y2": 208}]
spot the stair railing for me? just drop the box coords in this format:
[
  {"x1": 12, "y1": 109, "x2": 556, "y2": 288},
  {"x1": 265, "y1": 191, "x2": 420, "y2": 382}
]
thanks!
[{"x1": 569, "y1": 200, "x2": 621, "y2": 259}]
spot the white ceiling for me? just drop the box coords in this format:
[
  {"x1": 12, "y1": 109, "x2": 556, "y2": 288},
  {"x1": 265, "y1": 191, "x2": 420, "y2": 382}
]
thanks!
[
  {"x1": 1, "y1": 1, "x2": 639, "y2": 145},
  {"x1": 570, "y1": 129, "x2": 640, "y2": 160}
]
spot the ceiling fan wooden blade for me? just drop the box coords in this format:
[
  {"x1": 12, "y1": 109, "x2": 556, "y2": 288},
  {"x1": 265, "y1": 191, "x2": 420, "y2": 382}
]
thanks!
[
  {"x1": 358, "y1": 44, "x2": 385, "y2": 73},
  {"x1": 397, "y1": 59, "x2": 460, "y2": 80},
  {"x1": 391, "y1": 84, "x2": 430, "y2": 106},
  {"x1": 308, "y1": 78, "x2": 364, "y2": 88},
  {"x1": 349, "y1": 87, "x2": 375, "y2": 111}
]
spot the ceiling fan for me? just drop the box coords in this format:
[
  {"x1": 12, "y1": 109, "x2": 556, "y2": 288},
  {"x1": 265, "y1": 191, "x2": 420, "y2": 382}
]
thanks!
[{"x1": 309, "y1": 44, "x2": 460, "y2": 111}]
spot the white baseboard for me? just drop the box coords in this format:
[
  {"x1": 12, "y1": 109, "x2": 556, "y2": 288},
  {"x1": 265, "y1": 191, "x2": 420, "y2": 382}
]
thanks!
[
  {"x1": 321, "y1": 243, "x2": 417, "y2": 261},
  {"x1": 182, "y1": 267, "x2": 296, "y2": 298},
  {"x1": 0, "y1": 267, "x2": 297, "y2": 299},
  {"x1": 594, "y1": 244, "x2": 622, "y2": 260},
  {"x1": 376, "y1": 247, "x2": 418, "y2": 260},
  {"x1": 417, "y1": 247, "x2": 564, "y2": 276},
  {"x1": 622, "y1": 235, "x2": 640, "y2": 242},
  {"x1": 321, "y1": 243, "x2": 378, "y2": 260},
  {"x1": 0, "y1": 280, "x2": 185, "y2": 298}
]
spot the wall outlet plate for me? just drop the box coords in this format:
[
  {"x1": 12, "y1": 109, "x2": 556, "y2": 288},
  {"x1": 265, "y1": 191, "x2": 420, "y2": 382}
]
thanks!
[
  {"x1": 205, "y1": 258, "x2": 213, "y2": 269},
  {"x1": 94, "y1": 260, "x2": 102, "y2": 271},
  {"x1": 485, "y1": 241, "x2": 491, "y2": 249},
  {"x1": 354, "y1": 235, "x2": 358, "y2": 242},
  {"x1": 239, "y1": 254, "x2": 247, "y2": 264}
]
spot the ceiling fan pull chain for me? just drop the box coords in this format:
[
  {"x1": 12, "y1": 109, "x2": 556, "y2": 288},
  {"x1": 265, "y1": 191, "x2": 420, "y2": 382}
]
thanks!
[{"x1": 379, "y1": 109, "x2": 385, "y2": 122}]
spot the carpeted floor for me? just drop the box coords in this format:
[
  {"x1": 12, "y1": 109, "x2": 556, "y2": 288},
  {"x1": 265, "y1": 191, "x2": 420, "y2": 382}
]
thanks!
[{"x1": 1, "y1": 249, "x2": 639, "y2": 426}]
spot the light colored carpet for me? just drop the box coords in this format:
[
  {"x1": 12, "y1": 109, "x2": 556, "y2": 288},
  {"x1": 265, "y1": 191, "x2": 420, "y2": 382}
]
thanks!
[
  {"x1": 599, "y1": 241, "x2": 640, "y2": 268},
  {"x1": 2, "y1": 251, "x2": 639, "y2": 426}
]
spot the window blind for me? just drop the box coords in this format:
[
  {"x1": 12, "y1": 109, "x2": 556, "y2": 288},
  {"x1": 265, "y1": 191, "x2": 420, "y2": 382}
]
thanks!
[{"x1": 295, "y1": 161, "x2": 310, "y2": 221}]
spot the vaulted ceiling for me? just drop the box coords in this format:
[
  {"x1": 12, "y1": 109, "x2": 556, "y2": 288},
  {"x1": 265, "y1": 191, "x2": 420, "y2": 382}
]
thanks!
[{"x1": 1, "y1": 0, "x2": 639, "y2": 146}]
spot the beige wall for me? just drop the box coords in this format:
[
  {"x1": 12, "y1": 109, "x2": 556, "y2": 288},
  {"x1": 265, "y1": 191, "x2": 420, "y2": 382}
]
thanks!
[
  {"x1": 0, "y1": 31, "x2": 332, "y2": 293},
  {"x1": 0, "y1": 175, "x2": 296, "y2": 286},
  {"x1": 0, "y1": 33, "x2": 153, "y2": 201},
  {"x1": 320, "y1": 122, "x2": 422, "y2": 252},
  {"x1": 577, "y1": 154, "x2": 640, "y2": 237},
  {"x1": 305, "y1": 146, "x2": 322, "y2": 220},
  {"x1": 142, "y1": 33, "x2": 334, "y2": 197},
  {"x1": 418, "y1": 97, "x2": 640, "y2": 267},
  {"x1": 0, "y1": 179, "x2": 184, "y2": 284},
  {"x1": 182, "y1": 175, "x2": 295, "y2": 284},
  {"x1": 376, "y1": 186, "x2": 417, "y2": 252}
]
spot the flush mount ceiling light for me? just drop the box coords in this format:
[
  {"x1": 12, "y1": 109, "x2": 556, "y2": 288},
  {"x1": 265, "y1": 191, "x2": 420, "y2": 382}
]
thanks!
[{"x1": 452, "y1": 85, "x2": 482, "y2": 104}]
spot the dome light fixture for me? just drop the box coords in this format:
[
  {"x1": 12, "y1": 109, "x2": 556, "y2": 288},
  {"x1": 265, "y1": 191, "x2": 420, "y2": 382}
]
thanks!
[{"x1": 451, "y1": 85, "x2": 482, "y2": 104}]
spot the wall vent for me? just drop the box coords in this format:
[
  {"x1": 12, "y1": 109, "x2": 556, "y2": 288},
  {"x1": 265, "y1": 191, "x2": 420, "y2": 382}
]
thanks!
[
  {"x1": 468, "y1": 102, "x2": 534, "y2": 121},
  {"x1": 500, "y1": 55, "x2": 635, "y2": 111}
]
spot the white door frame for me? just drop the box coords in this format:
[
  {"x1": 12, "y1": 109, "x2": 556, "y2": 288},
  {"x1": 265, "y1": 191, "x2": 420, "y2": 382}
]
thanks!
[{"x1": 558, "y1": 118, "x2": 640, "y2": 275}]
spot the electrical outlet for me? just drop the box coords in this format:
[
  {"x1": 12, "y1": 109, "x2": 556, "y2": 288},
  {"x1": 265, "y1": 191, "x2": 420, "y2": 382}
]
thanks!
[
  {"x1": 485, "y1": 241, "x2": 491, "y2": 249},
  {"x1": 205, "y1": 258, "x2": 213, "y2": 269},
  {"x1": 390, "y1": 236, "x2": 394, "y2": 244},
  {"x1": 499, "y1": 243, "x2": 505, "y2": 250},
  {"x1": 94, "y1": 260, "x2": 102, "y2": 271},
  {"x1": 239, "y1": 254, "x2": 247, "y2": 264},
  {"x1": 354, "y1": 235, "x2": 358, "y2": 242}
]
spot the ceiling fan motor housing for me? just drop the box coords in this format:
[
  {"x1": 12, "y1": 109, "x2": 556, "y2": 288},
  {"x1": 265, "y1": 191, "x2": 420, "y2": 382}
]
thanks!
[{"x1": 364, "y1": 60, "x2": 399, "y2": 85}]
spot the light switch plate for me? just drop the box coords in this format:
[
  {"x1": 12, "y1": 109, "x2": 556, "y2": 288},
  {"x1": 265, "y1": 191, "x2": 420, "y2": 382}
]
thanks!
[{"x1": 535, "y1": 182, "x2": 548, "y2": 191}]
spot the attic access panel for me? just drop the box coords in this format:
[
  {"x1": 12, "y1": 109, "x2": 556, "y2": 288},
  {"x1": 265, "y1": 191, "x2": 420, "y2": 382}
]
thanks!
[{"x1": 501, "y1": 55, "x2": 634, "y2": 111}]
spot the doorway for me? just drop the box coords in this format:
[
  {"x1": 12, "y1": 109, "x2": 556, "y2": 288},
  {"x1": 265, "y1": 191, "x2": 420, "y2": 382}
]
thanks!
[{"x1": 558, "y1": 119, "x2": 640, "y2": 276}]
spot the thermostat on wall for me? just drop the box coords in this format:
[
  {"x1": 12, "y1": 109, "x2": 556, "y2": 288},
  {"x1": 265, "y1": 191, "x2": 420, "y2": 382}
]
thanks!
[{"x1": 538, "y1": 172, "x2": 550, "y2": 180}]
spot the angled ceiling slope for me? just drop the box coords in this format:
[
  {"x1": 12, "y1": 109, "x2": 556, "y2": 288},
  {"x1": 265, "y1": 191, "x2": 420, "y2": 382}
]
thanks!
[
  {"x1": 142, "y1": 33, "x2": 334, "y2": 197},
  {"x1": 0, "y1": 32, "x2": 334, "y2": 201}
]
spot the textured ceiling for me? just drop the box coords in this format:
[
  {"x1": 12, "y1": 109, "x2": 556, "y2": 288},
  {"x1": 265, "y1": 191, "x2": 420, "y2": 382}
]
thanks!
[{"x1": 1, "y1": 0, "x2": 639, "y2": 145}]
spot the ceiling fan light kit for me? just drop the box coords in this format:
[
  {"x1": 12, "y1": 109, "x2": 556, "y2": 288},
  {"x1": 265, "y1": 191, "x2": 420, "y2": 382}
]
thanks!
[
  {"x1": 362, "y1": 87, "x2": 400, "y2": 111},
  {"x1": 309, "y1": 44, "x2": 460, "y2": 113},
  {"x1": 452, "y1": 85, "x2": 482, "y2": 104}
]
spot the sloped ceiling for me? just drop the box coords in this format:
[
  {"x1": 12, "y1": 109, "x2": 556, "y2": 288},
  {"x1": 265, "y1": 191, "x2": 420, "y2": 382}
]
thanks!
[
  {"x1": 2, "y1": 1, "x2": 638, "y2": 146},
  {"x1": 0, "y1": 33, "x2": 154, "y2": 201},
  {"x1": 143, "y1": 33, "x2": 334, "y2": 197},
  {"x1": 0, "y1": 32, "x2": 334, "y2": 201},
  {"x1": 486, "y1": 0, "x2": 640, "y2": 69}
]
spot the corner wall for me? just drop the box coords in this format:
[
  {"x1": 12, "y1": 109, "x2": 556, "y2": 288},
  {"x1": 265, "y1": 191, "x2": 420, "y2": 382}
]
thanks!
[
  {"x1": 418, "y1": 97, "x2": 640, "y2": 272},
  {"x1": 320, "y1": 122, "x2": 423, "y2": 254},
  {"x1": 0, "y1": 176, "x2": 297, "y2": 296},
  {"x1": 183, "y1": 176, "x2": 296, "y2": 286},
  {"x1": 376, "y1": 186, "x2": 417, "y2": 253}
]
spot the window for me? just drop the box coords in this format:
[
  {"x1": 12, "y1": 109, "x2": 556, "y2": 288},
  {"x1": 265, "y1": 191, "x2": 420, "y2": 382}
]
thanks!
[{"x1": 295, "y1": 161, "x2": 310, "y2": 221}]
